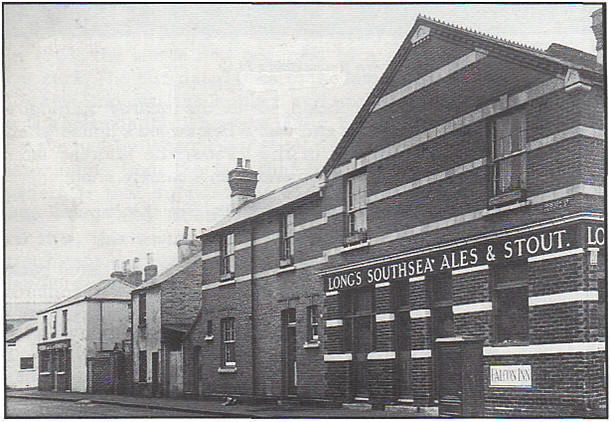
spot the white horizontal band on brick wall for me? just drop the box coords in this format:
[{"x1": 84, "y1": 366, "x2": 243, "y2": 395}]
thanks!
[
  {"x1": 367, "y1": 351, "x2": 396, "y2": 360},
  {"x1": 375, "y1": 281, "x2": 390, "y2": 288},
  {"x1": 253, "y1": 233, "x2": 278, "y2": 246},
  {"x1": 325, "y1": 319, "x2": 343, "y2": 328},
  {"x1": 452, "y1": 302, "x2": 492, "y2": 314},
  {"x1": 235, "y1": 241, "x2": 251, "y2": 251},
  {"x1": 325, "y1": 290, "x2": 339, "y2": 296},
  {"x1": 202, "y1": 251, "x2": 220, "y2": 260},
  {"x1": 411, "y1": 349, "x2": 432, "y2": 359},
  {"x1": 376, "y1": 313, "x2": 395, "y2": 322},
  {"x1": 529, "y1": 290, "x2": 599, "y2": 307},
  {"x1": 527, "y1": 126, "x2": 604, "y2": 151},
  {"x1": 529, "y1": 184, "x2": 603, "y2": 206},
  {"x1": 324, "y1": 353, "x2": 352, "y2": 362},
  {"x1": 235, "y1": 274, "x2": 252, "y2": 283},
  {"x1": 409, "y1": 276, "x2": 426, "y2": 283},
  {"x1": 527, "y1": 247, "x2": 584, "y2": 262},
  {"x1": 483, "y1": 341, "x2": 605, "y2": 356},
  {"x1": 409, "y1": 309, "x2": 431, "y2": 319},
  {"x1": 374, "y1": 51, "x2": 487, "y2": 111},
  {"x1": 452, "y1": 264, "x2": 489, "y2": 276}
]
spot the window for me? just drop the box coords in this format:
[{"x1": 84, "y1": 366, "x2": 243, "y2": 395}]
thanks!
[
  {"x1": 139, "y1": 351, "x2": 147, "y2": 382},
  {"x1": 138, "y1": 294, "x2": 146, "y2": 327},
  {"x1": 346, "y1": 173, "x2": 367, "y2": 245},
  {"x1": 280, "y1": 213, "x2": 295, "y2": 266},
  {"x1": 207, "y1": 320, "x2": 213, "y2": 337},
  {"x1": 50, "y1": 312, "x2": 57, "y2": 338},
  {"x1": 62, "y1": 310, "x2": 68, "y2": 336},
  {"x1": 20, "y1": 357, "x2": 34, "y2": 370},
  {"x1": 307, "y1": 305, "x2": 319, "y2": 341},
  {"x1": 491, "y1": 111, "x2": 526, "y2": 202},
  {"x1": 57, "y1": 349, "x2": 66, "y2": 372},
  {"x1": 42, "y1": 315, "x2": 48, "y2": 340},
  {"x1": 221, "y1": 233, "x2": 235, "y2": 278},
  {"x1": 429, "y1": 272, "x2": 454, "y2": 339},
  {"x1": 493, "y1": 263, "x2": 529, "y2": 343},
  {"x1": 221, "y1": 318, "x2": 236, "y2": 366},
  {"x1": 343, "y1": 288, "x2": 376, "y2": 352},
  {"x1": 40, "y1": 351, "x2": 51, "y2": 373}
]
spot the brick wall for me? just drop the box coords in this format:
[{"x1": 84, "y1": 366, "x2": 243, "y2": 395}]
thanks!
[{"x1": 161, "y1": 258, "x2": 202, "y2": 327}]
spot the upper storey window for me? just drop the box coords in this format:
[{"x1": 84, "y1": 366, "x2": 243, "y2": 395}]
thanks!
[
  {"x1": 490, "y1": 111, "x2": 526, "y2": 206},
  {"x1": 346, "y1": 173, "x2": 368, "y2": 245},
  {"x1": 280, "y1": 213, "x2": 295, "y2": 267},
  {"x1": 221, "y1": 233, "x2": 235, "y2": 279}
]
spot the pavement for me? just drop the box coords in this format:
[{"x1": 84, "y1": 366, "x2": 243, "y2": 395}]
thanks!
[{"x1": 6, "y1": 389, "x2": 439, "y2": 418}]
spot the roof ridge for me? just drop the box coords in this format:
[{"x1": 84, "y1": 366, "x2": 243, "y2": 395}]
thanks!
[
  {"x1": 418, "y1": 14, "x2": 544, "y2": 53},
  {"x1": 41, "y1": 278, "x2": 111, "y2": 312}
]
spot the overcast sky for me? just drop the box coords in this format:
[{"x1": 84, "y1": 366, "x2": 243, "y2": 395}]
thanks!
[{"x1": 4, "y1": 3, "x2": 601, "y2": 304}]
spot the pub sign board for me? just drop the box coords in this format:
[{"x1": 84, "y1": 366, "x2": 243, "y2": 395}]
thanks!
[
  {"x1": 324, "y1": 222, "x2": 604, "y2": 292},
  {"x1": 490, "y1": 365, "x2": 532, "y2": 388}
]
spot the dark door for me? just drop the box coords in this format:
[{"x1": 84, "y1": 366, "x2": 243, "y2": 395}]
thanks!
[
  {"x1": 192, "y1": 346, "x2": 201, "y2": 397},
  {"x1": 151, "y1": 351, "x2": 160, "y2": 396},
  {"x1": 352, "y1": 316, "x2": 373, "y2": 397},
  {"x1": 281, "y1": 308, "x2": 297, "y2": 396},
  {"x1": 437, "y1": 342, "x2": 462, "y2": 416}
]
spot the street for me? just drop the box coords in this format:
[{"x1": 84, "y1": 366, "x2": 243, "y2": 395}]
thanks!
[{"x1": 6, "y1": 398, "x2": 201, "y2": 418}]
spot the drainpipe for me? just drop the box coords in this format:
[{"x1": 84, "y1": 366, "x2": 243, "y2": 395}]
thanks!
[
  {"x1": 99, "y1": 302, "x2": 103, "y2": 352},
  {"x1": 250, "y1": 222, "x2": 257, "y2": 397}
]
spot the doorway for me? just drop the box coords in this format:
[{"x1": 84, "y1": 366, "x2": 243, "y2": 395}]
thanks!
[
  {"x1": 281, "y1": 308, "x2": 297, "y2": 396},
  {"x1": 151, "y1": 351, "x2": 159, "y2": 396}
]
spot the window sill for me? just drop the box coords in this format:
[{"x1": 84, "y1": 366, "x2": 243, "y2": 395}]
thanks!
[
  {"x1": 279, "y1": 258, "x2": 294, "y2": 268},
  {"x1": 303, "y1": 341, "x2": 320, "y2": 349},
  {"x1": 278, "y1": 265, "x2": 296, "y2": 273},
  {"x1": 204, "y1": 335, "x2": 214, "y2": 341},
  {"x1": 39, "y1": 372, "x2": 51, "y2": 376},
  {"x1": 491, "y1": 340, "x2": 529, "y2": 347},
  {"x1": 484, "y1": 200, "x2": 529, "y2": 216},
  {"x1": 488, "y1": 190, "x2": 526, "y2": 208},
  {"x1": 218, "y1": 367, "x2": 237, "y2": 373},
  {"x1": 56, "y1": 371, "x2": 66, "y2": 375},
  {"x1": 342, "y1": 240, "x2": 370, "y2": 252},
  {"x1": 19, "y1": 369, "x2": 36, "y2": 372},
  {"x1": 220, "y1": 273, "x2": 234, "y2": 282}
]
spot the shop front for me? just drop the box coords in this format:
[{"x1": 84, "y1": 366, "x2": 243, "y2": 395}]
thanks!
[
  {"x1": 38, "y1": 339, "x2": 71, "y2": 392},
  {"x1": 321, "y1": 218, "x2": 605, "y2": 416}
]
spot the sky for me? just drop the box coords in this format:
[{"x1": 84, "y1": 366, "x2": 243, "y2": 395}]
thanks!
[{"x1": 4, "y1": 3, "x2": 602, "y2": 304}]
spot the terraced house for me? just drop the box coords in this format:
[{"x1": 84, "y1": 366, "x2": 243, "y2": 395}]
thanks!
[{"x1": 182, "y1": 11, "x2": 605, "y2": 417}]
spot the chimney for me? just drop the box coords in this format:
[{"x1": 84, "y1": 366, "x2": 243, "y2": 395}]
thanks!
[
  {"x1": 592, "y1": 8, "x2": 603, "y2": 65},
  {"x1": 144, "y1": 252, "x2": 158, "y2": 282},
  {"x1": 110, "y1": 259, "x2": 125, "y2": 279},
  {"x1": 177, "y1": 226, "x2": 202, "y2": 262},
  {"x1": 228, "y1": 157, "x2": 258, "y2": 211},
  {"x1": 127, "y1": 257, "x2": 143, "y2": 286}
]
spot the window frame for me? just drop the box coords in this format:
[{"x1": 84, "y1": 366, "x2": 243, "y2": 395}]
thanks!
[
  {"x1": 345, "y1": 172, "x2": 368, "y2": 245},
  {"x1": 306, "y1": 305, "x2": 319, "y2": 342},
  {"x1": 492, "y1": 262, "x2": 530, "y2": 344},
  {"x1": 62, "y1": 309, "x2": 68, "y2": 336},
  {"x1": 50, "y1": 312, "x2": 57, "y2": 338},
  {"x1": 42, "y1": 315, "x2": 48, "y2": 340},
  {"x1": 40, "y1": 350, "x2": 51, "y2": 373},
  {"x1": 221, "y1": 317, "x2": 236, "y2": 367},
  {"x1": 138, "y1": 293, "x2": 147, "y2": 327},
  {"x1": 428, "y1": 272, "x2": 454, "y2": 339},
  {"x1": 342, "y1": 288, "x2": 376, "y2": 352},
  {"x1": 280, "y1": 213, "x2": 295, "y2": 266},
  {"x1": 20, "y1": 356, "x2": 35, "y2": 370},
  {"x1": 220, "y1": 233, "x2": 235, "y2": 279},
  {"x1": 489, "y1": 110, "x2": 527, "y2": 205}
]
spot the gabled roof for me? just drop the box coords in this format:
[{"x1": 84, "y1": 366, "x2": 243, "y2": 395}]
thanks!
[
  {"x1": 204, "y1": 173, "x2": 320, "y2": 235},
  {"x1": 6, "y1": 319, "x2": 38, "y2": 343},
  {"x1": 39, "y1": 278, "x2": 133, "y2": 314},
  {"x1": 320, "y1": 14, "x2": 601, "y2": 176},
  {"x1": 133, "y1": 252, "x2": 202, "y2": 292}
]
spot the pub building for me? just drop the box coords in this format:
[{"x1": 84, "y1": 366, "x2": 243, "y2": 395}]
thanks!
[{"x1": 182, "y1": 12, "x2": 605, "y2": 417}]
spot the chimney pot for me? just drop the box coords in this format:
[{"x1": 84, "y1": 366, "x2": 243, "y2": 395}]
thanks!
[
  {"x1": 228, "y1": 159, "x2": 258, "y2": 211},
  {"x1": 183, "y1": 226, "x2": 189, "y2": 240},
  {"x1": 201, "y1": 227, "x2": 206, "y2": 235},
  {"x1": 237, "y1": 157, "x2": 243, "y2": 168},
  {"x1": 147, "y1": 252, "x2": 154, "y2": 265},
  {"x1": 245, "y1": 159, "x2": 251, "y2": 169},
  {"x1": 133, "y1": 257, "x2": 140, "y2": 271},
  {"x1": 191, "y1": 228, "x2": 196, "y2": 239}
]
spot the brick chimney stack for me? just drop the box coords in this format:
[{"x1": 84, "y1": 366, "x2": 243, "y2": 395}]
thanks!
[
  {"x1": 228, "y1": 158, "x2": 258, "y2": 211},
  {"x1": 144, "y1": 252, "x2": 158, "y2": 281},
  {"x1": 177, "y1": 225, "x2": 202, "y2": 262},
  {"x1": 591, "y1": 8, "x2": 603, "y2": 65},
  {"x1": 127, "y1": 257, "x2": 143, "y2": 286}
]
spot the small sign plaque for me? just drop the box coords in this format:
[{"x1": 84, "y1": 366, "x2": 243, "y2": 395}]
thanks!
[{"x1": 490, "y1": 365, "x2": 532, "y2": 388}]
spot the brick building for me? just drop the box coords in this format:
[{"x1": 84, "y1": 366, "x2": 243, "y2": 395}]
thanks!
[
  {"x1": 131, "y1": 231, "x2": 202, "y2": 397},
  {"x1": 183, "y1": 12, "x2": 605, "y2": 417}
]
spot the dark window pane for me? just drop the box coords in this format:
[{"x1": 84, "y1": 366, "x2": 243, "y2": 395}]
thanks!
[
  {"x1": 496, "y1": 286, "x2": 529, "y2": 342},
  {"x1": 433, "y1": 306, "x2": 454, "y2": 338}
]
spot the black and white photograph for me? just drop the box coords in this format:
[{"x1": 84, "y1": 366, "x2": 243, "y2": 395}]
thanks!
[{"x1": 4, "y1": 2, "x2": 606, "y2": 418}]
